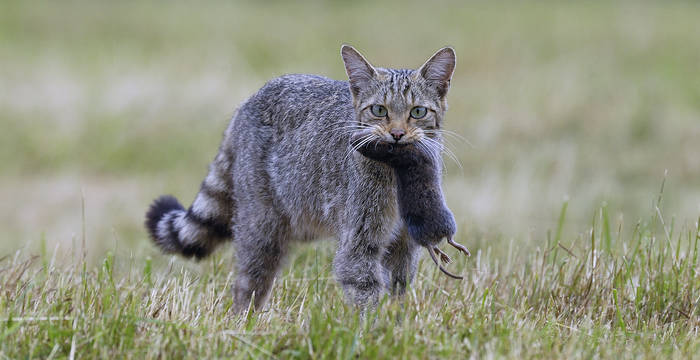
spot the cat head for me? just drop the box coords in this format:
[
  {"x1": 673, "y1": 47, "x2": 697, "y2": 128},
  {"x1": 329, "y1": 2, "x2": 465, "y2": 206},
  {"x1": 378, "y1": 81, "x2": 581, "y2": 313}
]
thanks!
[{"x1": 341, "y1": 45, "x2": 455, "y2": 146}]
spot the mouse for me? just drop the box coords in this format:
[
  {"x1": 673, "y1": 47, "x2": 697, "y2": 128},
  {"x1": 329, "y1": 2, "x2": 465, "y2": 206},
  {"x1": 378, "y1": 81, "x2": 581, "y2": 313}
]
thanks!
[{"x1": 352, "y1": 135, "x2": 470, "y2": 279}]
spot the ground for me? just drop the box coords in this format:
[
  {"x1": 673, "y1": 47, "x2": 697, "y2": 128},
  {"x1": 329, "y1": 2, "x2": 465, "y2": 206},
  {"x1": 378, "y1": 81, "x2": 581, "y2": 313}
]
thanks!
[{"x1": 1, "y1": 1, "x2": 699, "y2": 358}]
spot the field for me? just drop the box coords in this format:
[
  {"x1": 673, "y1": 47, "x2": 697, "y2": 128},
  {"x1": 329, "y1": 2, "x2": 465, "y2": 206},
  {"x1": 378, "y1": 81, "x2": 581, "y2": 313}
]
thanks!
[{"x1": 1, "y1": 0, "x2": 700, "y2": 358}]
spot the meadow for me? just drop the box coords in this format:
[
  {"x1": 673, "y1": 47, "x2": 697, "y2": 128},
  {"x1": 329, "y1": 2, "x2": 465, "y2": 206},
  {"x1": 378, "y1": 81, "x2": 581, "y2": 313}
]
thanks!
[{"x1": 1, "y1": 1, "x2": 700, "y2": 358}]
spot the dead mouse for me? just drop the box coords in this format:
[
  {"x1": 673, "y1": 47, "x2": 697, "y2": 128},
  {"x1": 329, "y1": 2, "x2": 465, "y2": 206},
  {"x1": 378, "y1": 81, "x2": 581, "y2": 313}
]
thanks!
[{"x1": 352, "y1": 134, "x2": 470, "y2": 279}]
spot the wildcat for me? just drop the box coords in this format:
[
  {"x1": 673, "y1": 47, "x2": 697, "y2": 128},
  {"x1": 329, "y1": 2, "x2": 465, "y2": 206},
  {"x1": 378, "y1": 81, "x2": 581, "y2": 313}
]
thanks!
[{"x1": 145, "y1": 45, "x2": 456, "y2": 311}]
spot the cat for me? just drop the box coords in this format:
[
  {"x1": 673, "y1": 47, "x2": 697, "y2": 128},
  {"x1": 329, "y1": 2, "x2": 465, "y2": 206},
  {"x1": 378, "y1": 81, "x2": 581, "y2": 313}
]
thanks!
[{"x1": 145, "y1": 45, "x2": 456, "y2": 311}]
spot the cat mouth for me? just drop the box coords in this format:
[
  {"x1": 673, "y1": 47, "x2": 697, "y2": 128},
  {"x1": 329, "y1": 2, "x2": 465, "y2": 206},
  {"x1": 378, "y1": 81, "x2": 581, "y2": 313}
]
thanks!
[
  {"x1": 368, "y1": 138, "x2": 412, "y2": 147},
  {"x1": 373, "y1": 135, "x2": 415, "y2": 147},
  {"x1": 385, "y1": 141, "x2": 412, "y2": 149},
  {"x1": 350, "y1": 129, "x2": 415, "y2": 149},
  {"x1": 362, "y1": 139, "x2": 413, "y2": 154}
]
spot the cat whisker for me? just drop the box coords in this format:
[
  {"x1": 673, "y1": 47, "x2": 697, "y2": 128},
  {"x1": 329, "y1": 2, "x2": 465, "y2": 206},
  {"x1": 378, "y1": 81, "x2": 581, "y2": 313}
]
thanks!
[
  {"x1": 321, "y1": 122, "x2": 372, "y2": 134},
  {"x1": 433, "y1": 135, "x2": 459, "y2": 155},
  {"x1": 415, "y1": 140, "x2": 444, "y2": 172},
  {"x1": 349, "y1": 137, "x2": 377, "y2": 161},
  {"x1": 421, "y1": 136, "x2": 463, "y2": 171},
  {"x1": 344, "y1": 133, "x2": 377, "y2": 163},
  {"x1": 335, "y1": 125, "x2": 373, "y2": 131},
  {"x1": 418, "y1": 139, "x2": 443, "y2": 166},
  {"x1": 424, "y1": 129, "x2": 474, "y2": 149},
  {"x1": 423, "y1": 130, "x2": 472, "y2": 159},
  {"x1": 338, "y1": 128, "x2": 377, "y2": 136},
  {"x1": 417, "y1": 137, "x2": 448, "y2": 170}
]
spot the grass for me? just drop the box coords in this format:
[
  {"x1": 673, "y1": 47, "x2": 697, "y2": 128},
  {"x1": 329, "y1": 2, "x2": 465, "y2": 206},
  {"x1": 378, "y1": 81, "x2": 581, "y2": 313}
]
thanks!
[
  {"x1": 1, "y1": 0, "x2": 700, "y2": 358},
  {"x1": 3, "y1": 195, "x2": 700, "y2": 358}
]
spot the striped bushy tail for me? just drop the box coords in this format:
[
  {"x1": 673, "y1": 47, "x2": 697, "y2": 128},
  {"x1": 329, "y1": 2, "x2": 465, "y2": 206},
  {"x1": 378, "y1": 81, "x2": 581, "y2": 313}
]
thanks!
[{"x1": 145, "y1": 149, "x2": 234, "y2": 260}]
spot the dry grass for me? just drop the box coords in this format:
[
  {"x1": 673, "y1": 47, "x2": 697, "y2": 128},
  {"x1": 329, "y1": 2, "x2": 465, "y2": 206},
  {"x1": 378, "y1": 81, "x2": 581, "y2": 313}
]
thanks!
[
  {"x1": 1, "y1": 0, "x2": 700, "y2": 358},
  {"x1": 3, "y1": 197, "x2": 700, "y2": 358}
]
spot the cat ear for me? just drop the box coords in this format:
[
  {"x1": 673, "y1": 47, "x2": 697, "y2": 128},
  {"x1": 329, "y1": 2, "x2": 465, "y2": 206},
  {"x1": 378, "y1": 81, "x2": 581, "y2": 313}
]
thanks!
[
  {"x1": 416, "y1": 47, "x2": 456, "y2": 98},
  {"x1": 341, "y1": 45, "x2": 378, "y2": 96}
]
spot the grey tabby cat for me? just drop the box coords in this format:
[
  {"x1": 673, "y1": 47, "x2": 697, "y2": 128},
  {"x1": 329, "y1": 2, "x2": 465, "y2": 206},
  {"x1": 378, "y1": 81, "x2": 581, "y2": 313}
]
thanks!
[{"x1": 145, "y1": 45, "x2": 457, "y2": 311}]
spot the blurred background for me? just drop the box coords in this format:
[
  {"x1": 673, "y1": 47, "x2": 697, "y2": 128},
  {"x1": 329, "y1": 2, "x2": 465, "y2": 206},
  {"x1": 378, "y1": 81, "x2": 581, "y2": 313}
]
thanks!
[{"x1": 1, "y1": 0, "x2": 699, "y2": 263}]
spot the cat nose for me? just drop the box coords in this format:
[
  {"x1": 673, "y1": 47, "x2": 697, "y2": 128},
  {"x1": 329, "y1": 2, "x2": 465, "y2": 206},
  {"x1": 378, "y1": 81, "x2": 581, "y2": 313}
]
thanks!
[{"x1": 390, "y1": 128, "x2": 405, "y2": 141}]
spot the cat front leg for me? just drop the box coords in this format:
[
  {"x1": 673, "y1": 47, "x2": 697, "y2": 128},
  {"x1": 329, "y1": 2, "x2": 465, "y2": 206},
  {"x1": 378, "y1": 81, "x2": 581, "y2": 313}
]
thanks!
[
  {"x1": 334, "y1": 201, "x2": 398, "y2": 306},
  {"x1": 333, "y1": 156, "x2": 399, "y2": 309},
  {"x1": 333, "y1": 228, "x2": 387, "y2": 309},
  {"x1": 380, "y1": 226, "x2": 421, "y2": 296}
]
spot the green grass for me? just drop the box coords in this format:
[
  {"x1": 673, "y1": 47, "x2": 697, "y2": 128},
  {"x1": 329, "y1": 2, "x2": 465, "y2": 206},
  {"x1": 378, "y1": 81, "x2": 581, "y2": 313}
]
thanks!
[
  {"x1": 3, "y1": 199, "x2": 700, "y2": 358},
  {"x1": 1, "y1": 0, "x2": 700, "y2": 358}
]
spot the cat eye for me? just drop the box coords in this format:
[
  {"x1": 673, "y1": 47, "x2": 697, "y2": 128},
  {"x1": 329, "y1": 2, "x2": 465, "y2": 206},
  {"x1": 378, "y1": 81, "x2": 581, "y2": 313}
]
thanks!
[
  {"x1": 410, "y1": 106, "x2": 428, "y2": 119},
  {"x1": 370, "y1": 104, "x2": 388, "y2": 117}
]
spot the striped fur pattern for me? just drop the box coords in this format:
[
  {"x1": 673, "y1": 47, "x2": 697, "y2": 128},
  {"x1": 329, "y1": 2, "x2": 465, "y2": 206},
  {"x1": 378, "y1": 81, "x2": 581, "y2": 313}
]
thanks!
[
  {"x1": 145, "y1": 133, "x2": 235, "y2": 259},
  {"x1": 145, "y1": 45, "x2": 456, "y2": 311}
]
